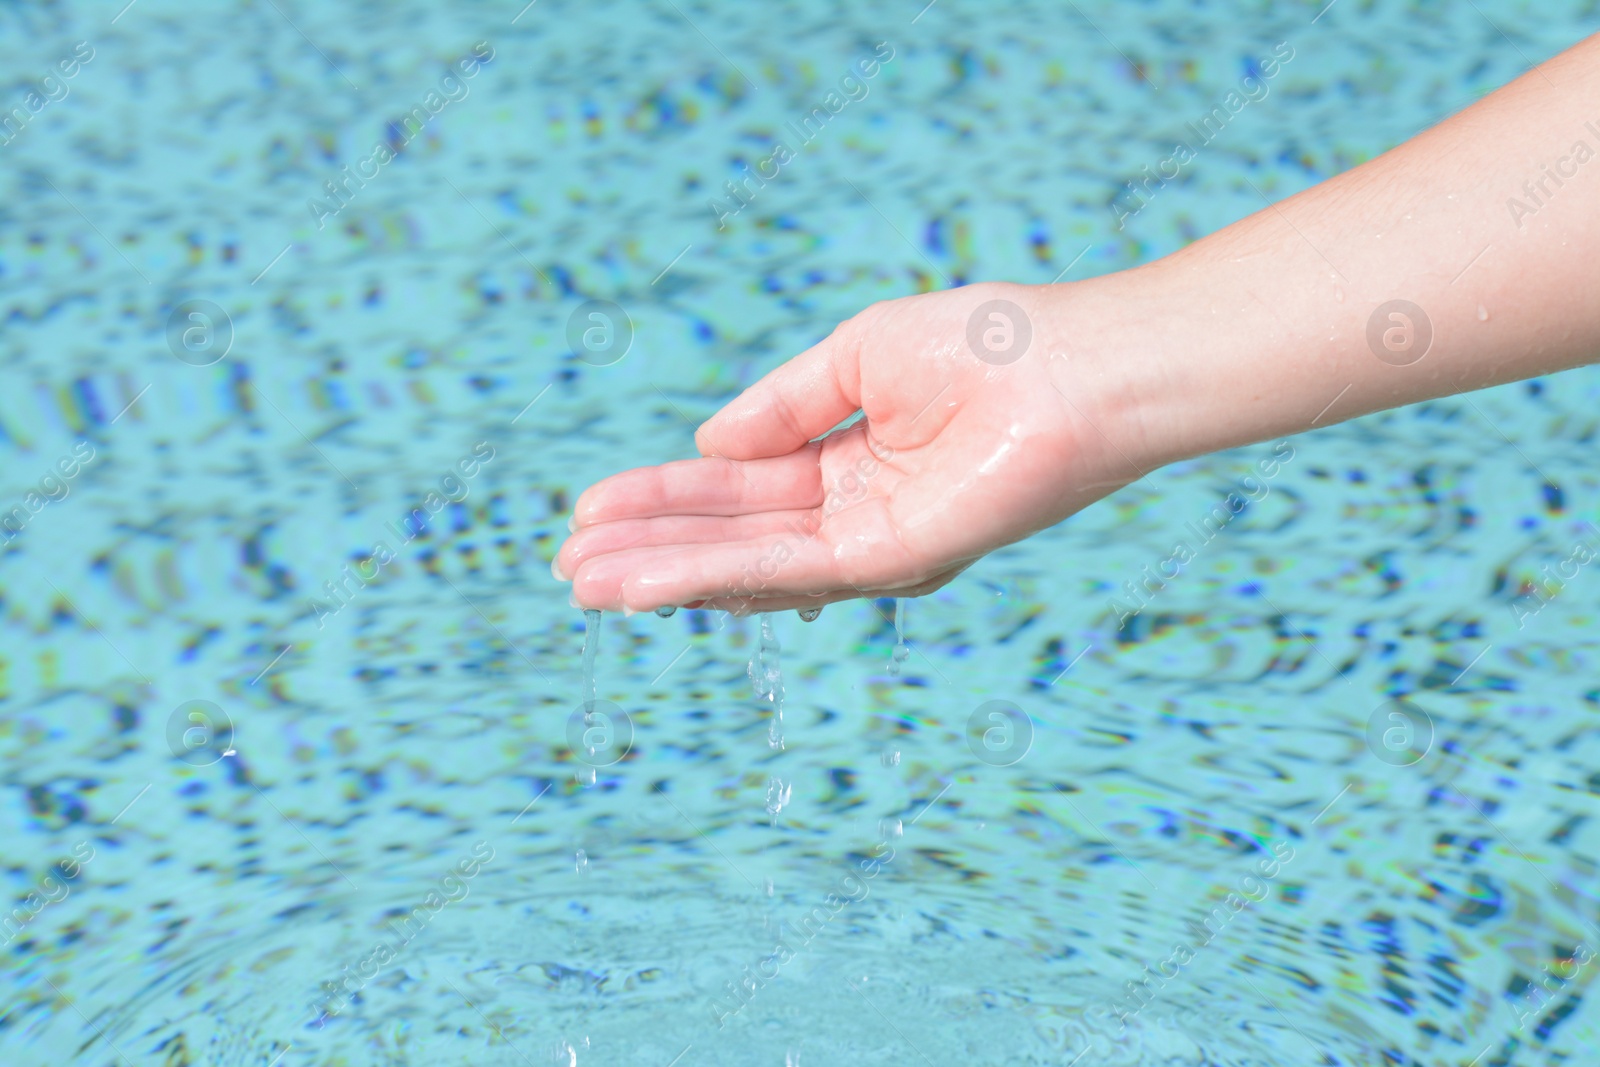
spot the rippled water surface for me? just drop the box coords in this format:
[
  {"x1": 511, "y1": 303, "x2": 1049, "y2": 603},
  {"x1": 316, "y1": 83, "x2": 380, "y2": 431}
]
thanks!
[{"x1": 4, "y1": 1, "x2": 1600, "y2": 1064}]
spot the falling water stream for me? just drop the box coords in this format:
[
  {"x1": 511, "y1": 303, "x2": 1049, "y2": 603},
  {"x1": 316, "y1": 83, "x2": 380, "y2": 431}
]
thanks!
[
  {"x1": 750, "y1": 612, "x2": 785, "y2": 750},
  {"x1": 889, "y1": 598, "x2": 909, "y2": 674},
  {"x1": 577, "y1": 608, "x2": 601, "y2": 788},
  {"x1": 581, "y1": 608, "x2": 600, "y2": 715}
]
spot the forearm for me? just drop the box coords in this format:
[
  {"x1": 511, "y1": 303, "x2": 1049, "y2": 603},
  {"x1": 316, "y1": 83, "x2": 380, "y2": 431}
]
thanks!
[{"x1": 1078, "y1": 30, "x2": 1600, "y2": 469}]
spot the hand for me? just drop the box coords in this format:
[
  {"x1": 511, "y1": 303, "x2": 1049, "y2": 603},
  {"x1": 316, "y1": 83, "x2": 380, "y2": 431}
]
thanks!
[
  {"x1": 555, "y1": 280, "x2": 1154, "y2": 614},
  {"x1": 564, "y1": 27, "x2": 1600, "y2": 617}
]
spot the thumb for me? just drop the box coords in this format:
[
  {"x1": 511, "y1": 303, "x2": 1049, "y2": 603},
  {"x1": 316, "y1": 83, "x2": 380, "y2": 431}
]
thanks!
[{"x1": 694, "y1": 316, "x2": 864, "y2": 460}]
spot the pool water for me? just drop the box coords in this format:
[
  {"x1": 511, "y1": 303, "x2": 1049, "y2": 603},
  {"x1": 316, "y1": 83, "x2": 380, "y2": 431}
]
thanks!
[{"x1": 3, "y1": 1, "x2": 1600, "y2": 1064}]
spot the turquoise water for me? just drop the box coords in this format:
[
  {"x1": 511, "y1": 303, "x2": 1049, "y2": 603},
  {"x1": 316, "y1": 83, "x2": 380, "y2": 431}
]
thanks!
[{"x1": 3, "y1": 1, "x2": 1600, "y2": 1063}]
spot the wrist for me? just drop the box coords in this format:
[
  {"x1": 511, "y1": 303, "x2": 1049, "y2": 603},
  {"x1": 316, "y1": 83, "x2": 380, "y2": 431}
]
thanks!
[
  {"x1": 1041, "y1": 262, "x2": 1212, "y2": 478},
  {"x1": 1046, "y1": 239, "x2": 1358, "y2": 476}
]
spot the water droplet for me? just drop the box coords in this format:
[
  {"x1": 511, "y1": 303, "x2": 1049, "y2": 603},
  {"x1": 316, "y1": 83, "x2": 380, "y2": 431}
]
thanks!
[
  {"x1": 1477, "y1": 305, "x2": 1490, "y2": 321},
  {"x1": 797, "y1": 606, "x2": 821, "y2": 622},
  {"x1": 880, "y1": 749, "x2": 901, "y2": 767},
  {"x1": 574, "y1": 849, "x2": 589, "y2": 875},
  {"x1": 655, "y1": 605, "x2": 677, "y2": 617},
  {"x1": 765, "y1": 776, "x2": 792, "y2": 825},
  {"x1": 764, "y1": 876, "x2": 775, "y2": 897},
  {"x1": 878, "y1": 817, "x2": 903, "y2": 839}
]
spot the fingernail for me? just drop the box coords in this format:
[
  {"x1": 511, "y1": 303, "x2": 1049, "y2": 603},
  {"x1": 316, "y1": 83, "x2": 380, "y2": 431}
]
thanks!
[{"x1": 551, "y1": 557, "x2": 569, "y2": 581}]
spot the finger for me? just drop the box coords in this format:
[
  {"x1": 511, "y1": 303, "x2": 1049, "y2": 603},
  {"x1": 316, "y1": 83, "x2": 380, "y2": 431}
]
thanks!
[
  {"x1": 556, "y1": 509, "x2": 819, "y2": 578},
  {"x1": 570, "y1": 535, "x2": 863, "y2": 613},
  {"x1": 694, "y1": 563, "x2": 968, "y2": 615},
  {"x1": 695, "y1": 314, "x2": 866, "y2": 461},
  {"x1": 572, "y1": 446, "x2": 822, "y2": 527},
  {"x1": 698, "y1": 592, "x2": 849, "y2": 614},
  {"x1": 569, "y1": 514, "x2": 941, "y2": 612}
]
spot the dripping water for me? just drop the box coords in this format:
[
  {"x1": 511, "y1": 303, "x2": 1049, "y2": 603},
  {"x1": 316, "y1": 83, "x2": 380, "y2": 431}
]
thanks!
[
  {"x1": 765, "y1": 776, "x2": 791, "y2": 825},
  {"x1": 798, "y1": 606, "x2": 821, "y2": 622},
  {"x1": 574, "y1": 848, "x2": 589, "y2": 875},
  {"x1": 577, "y1": 609, "x2": 602, "y2": 788},
  {"x1": 655, "y1": 605, "x2": 677, "y2": 617},
  {"x1": 750, "y1": 613, "x2": 785, "y2": 749},
  {"x1": 888, "y1": 598, "x2": 910, "y2": 674},
  {"x1": 581, "y1": 609, "x2": 600, "y2": 715}
]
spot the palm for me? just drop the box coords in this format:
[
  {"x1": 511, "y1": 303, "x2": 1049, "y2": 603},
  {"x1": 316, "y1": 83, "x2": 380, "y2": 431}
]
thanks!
[{"x1": 559, "y1": 284, "x2": 1130, "y2": 613}]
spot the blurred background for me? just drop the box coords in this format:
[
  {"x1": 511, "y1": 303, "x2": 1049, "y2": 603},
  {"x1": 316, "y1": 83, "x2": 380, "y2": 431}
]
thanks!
[{"x1": 2, "y1": 1, "x2": 1599, "y2": 1063}]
